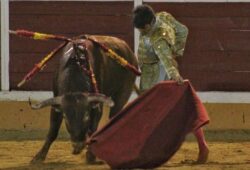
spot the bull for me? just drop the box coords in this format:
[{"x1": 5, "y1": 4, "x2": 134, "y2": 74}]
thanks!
[{"x1": 29, "y1": 35, "x2": 138, "y2": 163}]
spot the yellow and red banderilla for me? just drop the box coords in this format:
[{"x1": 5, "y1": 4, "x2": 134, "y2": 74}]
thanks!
[
  {"x1": 17, "y1": 42, "x2": 68, "y2": 87},
  {"x1": 10, "y1": 29, "x2": 141, "y2": 89},
  {"x1": 87, "y1": 37, "x2": 141, "y2": 76},
  {"x1": 9, "y1": 29, "x2": 71, "y2": 42}
]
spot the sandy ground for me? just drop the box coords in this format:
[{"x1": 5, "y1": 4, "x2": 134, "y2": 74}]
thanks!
[{"x1": 0, "y1": 141, "x2": 250, "y2": 170}]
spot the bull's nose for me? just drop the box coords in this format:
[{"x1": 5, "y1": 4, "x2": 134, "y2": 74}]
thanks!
[{"x1": 72, "y1": 142, "x2": 85, "y2": 155}]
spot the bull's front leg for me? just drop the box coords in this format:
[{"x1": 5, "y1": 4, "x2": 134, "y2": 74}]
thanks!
[
  {"x1": 31, "y1": 107, "x2": 63, "y2": 163},
  {"x1": 86, "y1": 107, "x2": 102, "y2": 164}
]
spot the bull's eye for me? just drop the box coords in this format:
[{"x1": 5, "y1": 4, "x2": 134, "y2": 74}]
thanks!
[
  {"x1": 83, "y1": 113, "x2": 89, "y2": 122},
  {"x1": 54, "y1": 107, "x2": 61, "y2": 112}
]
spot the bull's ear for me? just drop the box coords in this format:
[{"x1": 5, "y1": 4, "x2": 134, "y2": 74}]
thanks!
[
  {"x1": 85, "y1": 93, "x2": 114, "y2": 107},
  {"x1": 29, "y1": 96, "x2": 63, "y2": 110}
]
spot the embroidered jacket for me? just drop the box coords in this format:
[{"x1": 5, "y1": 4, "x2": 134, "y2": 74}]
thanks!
[{"x1": 138, "y1": 12, "x2": 188, "y2": 90}]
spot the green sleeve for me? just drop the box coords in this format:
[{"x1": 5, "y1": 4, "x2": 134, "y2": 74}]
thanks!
[
  {"x1": 137, "y1": 37, "x2": 144, "y2": 67},
  {"x1": 152, "y1": 38, "x2": 180, "y2": 79}
]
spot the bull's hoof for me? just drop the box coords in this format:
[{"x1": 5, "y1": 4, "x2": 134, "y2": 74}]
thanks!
[
  {"x1": 85, "y1": 150, "x2": 97, "y2": 164},
  {"x1": 30, "y1": 155, "x2": 45, "y2": 164},
  {"x1": 72, "y1": 142, "x2": 85, "y2": 155}
]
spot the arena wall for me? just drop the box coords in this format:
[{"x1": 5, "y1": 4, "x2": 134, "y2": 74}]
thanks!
[
  {"x1": 8, "y1": 1, "x2": 250, "y2": 91},
  {"x1": 1, "y1": 0, "x2": 250, "y2": 133}
]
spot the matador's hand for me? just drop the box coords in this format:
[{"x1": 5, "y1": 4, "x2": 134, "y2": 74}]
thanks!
[
  {"x1": 176, "y1": 75, "x2": 184, "y2": 85},
  {"x1": 168, "y1": 68, "x2": 184, "y2": 85},
  {"x1": 172, "y1": 74, "x2": 184, "y2": 85}
]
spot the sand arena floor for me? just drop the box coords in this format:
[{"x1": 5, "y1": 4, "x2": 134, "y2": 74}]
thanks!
[{"x1": 0, "y1": 140, "x2": 250, "y2": 170}]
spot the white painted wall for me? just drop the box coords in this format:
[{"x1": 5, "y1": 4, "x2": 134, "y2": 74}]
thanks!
[
  {"x1": 1, "y1": 0, "x2": 10, "y2": 91},
  {"x1": 2, "y1": 90, "x2": 250, "y2": 104}
]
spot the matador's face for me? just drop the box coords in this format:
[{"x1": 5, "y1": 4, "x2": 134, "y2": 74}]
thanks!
[{"x1": 138, "y1": 24, "x2": 152, "y2": 34}]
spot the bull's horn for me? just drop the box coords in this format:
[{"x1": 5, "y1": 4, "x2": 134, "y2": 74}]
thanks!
[
  {"x1": 85, "y1": 93, "x2": 114, "y2": 107},
  {"x1": 29, "y1": 96, "x2": 63, "y2": 110}
]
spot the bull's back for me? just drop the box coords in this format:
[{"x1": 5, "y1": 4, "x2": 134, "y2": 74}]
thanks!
[
  {"x1": 91, "y1": 36, "x2": 137, "y2": 65},
  {"x1": 90, "y1": 35, "x2": 138, "y2": 115}
]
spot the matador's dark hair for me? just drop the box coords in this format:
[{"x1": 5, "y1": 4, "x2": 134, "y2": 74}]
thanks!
[{"x1": 132, "y1": 4, "x2": 156, "y2": 29}]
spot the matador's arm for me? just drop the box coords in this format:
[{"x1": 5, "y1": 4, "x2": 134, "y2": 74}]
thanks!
[{"x1": 152, "y1": 38, "x2": 183, "y2": 83}]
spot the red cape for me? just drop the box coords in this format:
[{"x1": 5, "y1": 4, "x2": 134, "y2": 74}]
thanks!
[{"x1": 88, "y1": 80, "x2": 209, "y2": 169}]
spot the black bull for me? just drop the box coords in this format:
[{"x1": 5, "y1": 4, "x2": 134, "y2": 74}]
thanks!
[{"x1": 30, "y1": 35, "x2": 138, "y2": 163}]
